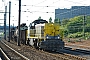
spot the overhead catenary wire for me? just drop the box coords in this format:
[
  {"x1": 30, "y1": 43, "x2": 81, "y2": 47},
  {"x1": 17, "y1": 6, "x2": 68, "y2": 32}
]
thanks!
[
  {"x1": 2, "y1": 0, "x2": 90, "y2": 22},
  {"x1": 36, "y1": 0, "x2": 61, "y2": 12},
  {"x1": 21, "y1": 0, "x2": 62, "y2": 20},
  {"x1": 20, "y1": 0, "x2": 90, "y2": 25},
  {"x1": 1, "y1": 0, "x2": 90, "y2": 14},
  {"x1": 22, "y1": 0, "x2": 48, "y2": 10},
  {"x1": 21, "y1": 0, "x2": 90, "y2": 15},
  {"x1": 64, "y1": 0, "x2": 89, "y2": 6},
  {"x1": 10, "y1": 1, "x2": 76, "y2": 13},
  {"x1": 3, "y1": 0, "x2": 90, "y2": 20},
  {"x1": 21, "y1": 0, "x2": 89, "y2": 8},
  {"x1": 22, "y1": 6, "x2": 90, "y2": 15},
  {"x1": 22, "y1": 0, "x2": 62, "y2": 13}
]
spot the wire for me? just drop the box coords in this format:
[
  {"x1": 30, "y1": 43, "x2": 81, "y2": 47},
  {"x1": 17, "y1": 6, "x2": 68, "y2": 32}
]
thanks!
[
  {"x1": 23, "y1": 0, "x2": 48, "y2": 8},
  {"x1": 22, "y1": 0, "x2": 61, "y2": 13},
  {"x1": 33, "y1": 0, "x2": 48, "y2": 6},
  {"x1": 36, "y1": 0, "x2": 61, "y2": 11},
  {"x1": 28, "y1": 0, "x2": 90, "y2": 16},
  {"x1": 22, "y1": 10, "x2": 54, "y2": 13},
  {"x1": 21, "y1": 0, "x2": 90, "y2": 23},
  {"x1": 64, "y1": 0, "x2": 89, "y2": 5}
]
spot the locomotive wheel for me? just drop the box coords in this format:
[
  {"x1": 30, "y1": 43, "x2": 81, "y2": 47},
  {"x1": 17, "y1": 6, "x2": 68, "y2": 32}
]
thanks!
[
  {"x1": 34, "y1": 39, "x2": 38, "y2": 48},
  {"x1": 26, "y1": 38, "x2": 29, "y2": 45}
]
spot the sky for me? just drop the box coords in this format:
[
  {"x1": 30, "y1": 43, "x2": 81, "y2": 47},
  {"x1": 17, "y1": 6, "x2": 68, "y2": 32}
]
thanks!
[{"x1": 0, "y1": 0, "x2": 90, "y2": 26}]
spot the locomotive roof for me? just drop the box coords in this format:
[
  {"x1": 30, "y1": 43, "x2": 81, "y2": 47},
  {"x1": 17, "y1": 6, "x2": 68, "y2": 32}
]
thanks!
[{"x1": 32, "y1": 19, "x2": 48, "y2": 24}]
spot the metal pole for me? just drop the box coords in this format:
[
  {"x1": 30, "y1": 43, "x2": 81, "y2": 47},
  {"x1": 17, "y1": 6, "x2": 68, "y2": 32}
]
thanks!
[
  {"x1": 17, "y1": 0, "x2": 21, "y2": 46},
  {"x1": 4, "y1": 14, "x2": 6, "y2": 40},
  {"x1": 13, "y1": 23, "x2": 14, "y2": 28},
  {"x1": 8, "y1": 1, "x2": 11, "y2": 42},
  {"x1": 4, "y1": 6, "x2": 7, "y2": 40}
]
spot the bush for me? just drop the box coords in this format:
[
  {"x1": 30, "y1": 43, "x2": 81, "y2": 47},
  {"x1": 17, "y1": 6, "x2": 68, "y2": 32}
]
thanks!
[
  {"x1": 66, "y1": 32, "x2": 90, "y2": 39},
  {"x1": 67, "y1": 32, "x2": 83, "y2": 38}
]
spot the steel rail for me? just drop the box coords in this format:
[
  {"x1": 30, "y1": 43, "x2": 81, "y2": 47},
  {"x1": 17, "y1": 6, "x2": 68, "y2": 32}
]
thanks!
[{"x1": 1, "y1": 41, "x2": 30, "y2": 60}]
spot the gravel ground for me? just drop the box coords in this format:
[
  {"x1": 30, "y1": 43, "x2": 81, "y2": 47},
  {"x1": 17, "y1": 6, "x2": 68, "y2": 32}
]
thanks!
[
  {"x1": 64, "y1": 38, "x2": 90, "y2": 60},
  {"x1": 64, "y1": 38, "x2": 90, "y2": 49},
  {"x1": 2, "y1": 40, "x2": 63, "y2": 60},
  {"x1": 1, "y1": 39, "x2": 85, "y2": 60}
]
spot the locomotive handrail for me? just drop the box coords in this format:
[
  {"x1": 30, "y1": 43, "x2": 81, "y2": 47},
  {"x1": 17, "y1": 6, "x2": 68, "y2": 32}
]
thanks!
[{"x1": 27, "y1": 36, "x2": 38, "y2": 39}]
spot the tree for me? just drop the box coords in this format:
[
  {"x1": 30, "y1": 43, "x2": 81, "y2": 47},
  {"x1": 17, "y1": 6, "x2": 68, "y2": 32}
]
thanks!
[
  {"x1": 54, "y1": 18, "x2": 61, "y2": 24},
  {"x1": 38, "y1": 16, "x2": 41, "y2": 20},
  {"x1": 49, "y1": 17, "x2": 52, "y2": 23},
  {"x1": 60, "y1": 15, "x2": 90, "y2": 38},
  {"x1": 66, "y1": 16, "x2": 83, "y2": 33},
  {"x1": 61, "y1": 19, "x2": 69, "y2": 26}
]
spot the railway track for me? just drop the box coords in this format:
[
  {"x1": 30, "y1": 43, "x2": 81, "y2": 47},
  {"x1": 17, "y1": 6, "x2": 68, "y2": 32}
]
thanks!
[
  {"x1": 0, "y1": 48, "x2": 9, "y2": 60},
  {"x1": 58, "y1": 46, "x2": 90, "y2": 60},
  {"x1": 65, "y1": 43, "x2": 90, "y2": 50},
  {"x1": 0, "y1": 40, "x2": 29, "y2": 60},
  {"x1": 64, "y1": 43, "x2": 90, "y2": 55},
  {"x1": 2, "y1": 39, "x2": 87, "y2": 60},
  {"x1": 40, "y1": 50, "x2": 87, "y2": 60},
  {"x1": 65, "y1": 46, "x2": 90, "y2": 54}
]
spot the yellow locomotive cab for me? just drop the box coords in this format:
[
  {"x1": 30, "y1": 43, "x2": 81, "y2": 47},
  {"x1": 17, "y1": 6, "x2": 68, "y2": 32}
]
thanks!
[{"x1": 44, "y1": 23, "x2": 63, "y2": 40}]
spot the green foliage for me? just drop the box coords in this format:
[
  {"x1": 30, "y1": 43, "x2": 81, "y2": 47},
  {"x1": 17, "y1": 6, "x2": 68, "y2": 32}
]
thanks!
[
  {"x1": 67, "y1": 32, "x2": 83, "y2": 38},
  {"x1": 63, "y1": 29, "x2": 68, "y2": 37},
  {"x1": 49, "y1": 17, "x2": 52, "y2": 23},
  {"x1": 38, "y1": 16, "x2": 41, "y2": 19},
  {"x1": 66, "y1": 16, "x2": 84, "y2": 33},
  {"x1": 67, "y1": 32, "x2": 90, "y2": 39},
  {"x1": 54, "y1": 18, "x2": 60, "y2": 23},
  {"x1": 68, "y1": 39, "x2": 71, "y2": 42},
  {"x1": 85, "y1": 32, "x2": 90, "y2": 39},
  {"x1": 62, "y1": 15, "x2": 90, "y2": 38},
  {"x1": 54, "y1": 18, "x2": 61, "y2": 24},
  {"x1": 61, "y1": 19, "x2": 69, "y2": 26}
]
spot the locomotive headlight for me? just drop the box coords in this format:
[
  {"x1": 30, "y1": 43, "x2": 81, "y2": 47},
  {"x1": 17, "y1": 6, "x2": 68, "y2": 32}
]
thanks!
[
  {"x1": 46, "y1": 36, "x2": 49, "y2": 39},
  {"x1": 46, "y1": 34, "x2": 49, "y2": 39},
  {"x1": 58, "y1": 36, "x2": 60, "y2": 39}
]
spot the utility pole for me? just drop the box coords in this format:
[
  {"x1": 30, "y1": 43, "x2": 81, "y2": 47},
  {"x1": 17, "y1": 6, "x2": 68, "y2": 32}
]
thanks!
[
  {"x1": 8, "y1": 1, "x2": 11, "y2": 42},
  {"x1": 4, "y1": 6, "x2": 7, "y2": 40},
  {"x1": 83, "y1": 15, "x2": 85, "y2": 39},
  {"x1": 17, "y1": 0, "x2": 21, "y2": 46}
]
